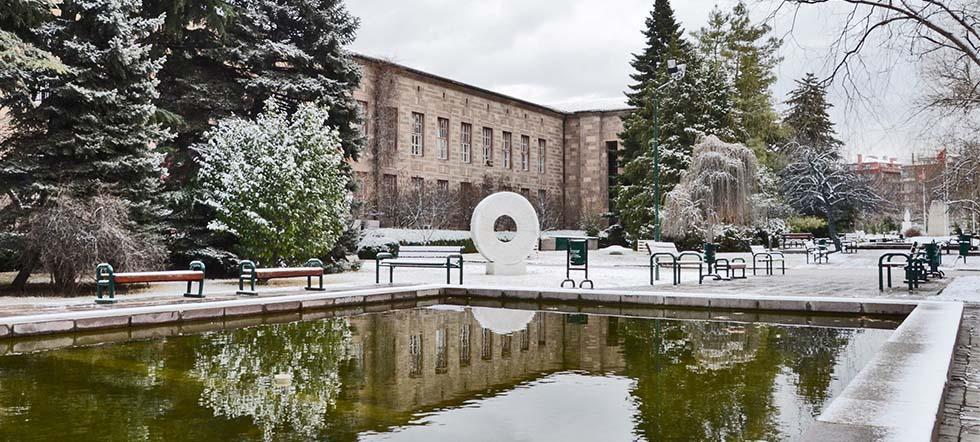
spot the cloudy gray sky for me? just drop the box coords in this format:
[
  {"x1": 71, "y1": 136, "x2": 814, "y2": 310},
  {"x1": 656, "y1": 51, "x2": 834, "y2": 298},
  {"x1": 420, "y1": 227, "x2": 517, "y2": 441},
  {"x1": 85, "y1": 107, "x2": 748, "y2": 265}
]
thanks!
[{"x1": 346, "y1": 0, "x2": 937, "y2": 162}]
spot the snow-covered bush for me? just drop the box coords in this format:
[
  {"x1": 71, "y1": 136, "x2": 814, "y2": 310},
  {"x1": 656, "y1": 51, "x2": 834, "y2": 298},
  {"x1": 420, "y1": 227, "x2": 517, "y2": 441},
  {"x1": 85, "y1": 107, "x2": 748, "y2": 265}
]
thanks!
[
  {"x1": 196, "y1": 100, "x2": 351, "y2": 265},
  {"x1": 356, "y1": 228, "x2": 475, "y2": 259}
]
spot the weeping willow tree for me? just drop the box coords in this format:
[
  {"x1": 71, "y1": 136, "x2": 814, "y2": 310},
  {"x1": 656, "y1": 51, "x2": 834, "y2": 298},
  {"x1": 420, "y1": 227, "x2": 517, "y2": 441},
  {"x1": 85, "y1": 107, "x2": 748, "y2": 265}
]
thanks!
[{"x1": 664, "y1": 135, "x2": 759, "y2": 241}]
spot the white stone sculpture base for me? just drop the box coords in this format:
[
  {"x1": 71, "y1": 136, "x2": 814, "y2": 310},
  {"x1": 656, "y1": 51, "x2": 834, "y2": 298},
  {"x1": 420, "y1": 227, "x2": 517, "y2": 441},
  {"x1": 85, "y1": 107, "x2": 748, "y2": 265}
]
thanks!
[{"x1": 486, "y1": 261, "x2": 527, "y2": 276}]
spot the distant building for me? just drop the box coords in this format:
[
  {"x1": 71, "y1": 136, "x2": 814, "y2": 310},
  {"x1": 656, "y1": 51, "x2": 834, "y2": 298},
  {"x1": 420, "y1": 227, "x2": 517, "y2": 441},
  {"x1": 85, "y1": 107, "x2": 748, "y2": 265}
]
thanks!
[{"x1": 351, "y1": 54, "x2": 629, "y2": 229}]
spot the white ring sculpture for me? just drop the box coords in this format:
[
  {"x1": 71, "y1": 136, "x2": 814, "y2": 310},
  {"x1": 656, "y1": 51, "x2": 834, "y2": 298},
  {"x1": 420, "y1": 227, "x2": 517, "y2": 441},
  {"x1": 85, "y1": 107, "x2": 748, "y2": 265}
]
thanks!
[{"x1": 470, "y1": 192, "x2": 540, "y2": 275}]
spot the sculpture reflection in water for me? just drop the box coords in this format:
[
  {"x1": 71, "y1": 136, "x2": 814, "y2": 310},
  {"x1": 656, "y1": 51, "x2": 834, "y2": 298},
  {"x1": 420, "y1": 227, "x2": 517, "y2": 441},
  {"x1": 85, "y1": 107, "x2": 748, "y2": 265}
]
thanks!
[{"x1": 0, "y1": 306, "x2": 891, "y2": 441}]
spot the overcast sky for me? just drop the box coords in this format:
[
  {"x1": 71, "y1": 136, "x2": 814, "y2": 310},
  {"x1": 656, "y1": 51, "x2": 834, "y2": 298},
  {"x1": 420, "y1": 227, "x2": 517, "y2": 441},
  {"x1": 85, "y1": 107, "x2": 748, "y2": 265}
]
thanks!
[{"x1": 346, "y1": 0, "x2": 937, "y2": 162}]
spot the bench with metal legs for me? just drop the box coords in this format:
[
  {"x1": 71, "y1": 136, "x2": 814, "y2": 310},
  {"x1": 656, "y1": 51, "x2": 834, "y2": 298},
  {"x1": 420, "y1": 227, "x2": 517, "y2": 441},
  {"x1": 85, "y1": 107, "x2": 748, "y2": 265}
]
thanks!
[
  {"x1": 237, "y1": 258, "x2": 325, "y2": 296},
  {"x1": 376, "y1": 246, "x2": 464, "y2": 285},
  {"x1": 95, "y1": 261, "x2": 206, "y2": 304}
]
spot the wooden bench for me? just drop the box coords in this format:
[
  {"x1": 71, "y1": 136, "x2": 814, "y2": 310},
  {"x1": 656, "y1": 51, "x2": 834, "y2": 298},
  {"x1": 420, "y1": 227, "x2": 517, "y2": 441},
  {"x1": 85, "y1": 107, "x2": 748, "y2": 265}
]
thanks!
[
  {"x1": 781, "y1": 233, "x2": 814, "y2": 250},
  {"x1": 237, "y1": 259, "x2": 325, "y2": 296},
  {"x1": 376, "y1": 246, "x2": 464, "y2": 284},
  {"x1": 750, "y1": 245, "x2": 786, "y2": 275},
  {"x1": 95, "y1": 261, "x2": 205, "y2": 304},
  {"x1": 640, "y1": 240, "x2": 678, "y2": 255}
]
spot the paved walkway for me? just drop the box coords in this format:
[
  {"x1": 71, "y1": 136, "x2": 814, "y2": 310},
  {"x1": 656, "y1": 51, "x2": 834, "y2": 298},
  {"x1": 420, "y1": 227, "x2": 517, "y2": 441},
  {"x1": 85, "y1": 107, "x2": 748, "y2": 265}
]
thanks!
[{"x1": 940, "y1": 306, "x2": 980, "y2": 442}]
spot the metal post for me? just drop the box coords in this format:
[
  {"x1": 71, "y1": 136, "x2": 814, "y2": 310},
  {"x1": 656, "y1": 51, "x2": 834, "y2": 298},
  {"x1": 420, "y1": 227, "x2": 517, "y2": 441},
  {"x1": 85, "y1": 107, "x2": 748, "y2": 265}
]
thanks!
[{"x1": 652, "y1": 96, "x2": 661, "y2": 242}]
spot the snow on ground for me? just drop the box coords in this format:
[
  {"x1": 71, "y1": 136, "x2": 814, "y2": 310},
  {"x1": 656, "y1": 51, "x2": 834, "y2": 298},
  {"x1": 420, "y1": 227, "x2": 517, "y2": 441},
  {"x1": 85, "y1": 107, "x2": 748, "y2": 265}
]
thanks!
[
  {"x1": 0, "y1": 247, "x2": 968, "y2": 313},
  {"x1": 937, "y1": 276, "x2": 980, "y2": 304}
]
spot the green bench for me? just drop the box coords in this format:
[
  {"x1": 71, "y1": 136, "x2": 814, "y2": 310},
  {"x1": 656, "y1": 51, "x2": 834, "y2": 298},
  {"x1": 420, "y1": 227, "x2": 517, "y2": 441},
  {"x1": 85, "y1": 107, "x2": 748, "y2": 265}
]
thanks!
[
  {"x1": 236, "y1": 259, "x2": 325, "y2": 296},
  {"x1": 376, "y1": 246, "x2": 464, "y2": 284},
  {"x1": 95, "y1": 261, "x2": 205, "y2": 304}
]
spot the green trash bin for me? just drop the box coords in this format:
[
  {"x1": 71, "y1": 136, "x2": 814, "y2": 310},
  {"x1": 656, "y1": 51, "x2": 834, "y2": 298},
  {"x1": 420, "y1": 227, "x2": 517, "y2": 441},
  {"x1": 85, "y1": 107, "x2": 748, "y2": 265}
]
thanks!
[
  {"x1": 958, "y1": 235, "x2": 972, "y2": 262},
  {"x1": 569, "y1": 240, "x2": 587, "y2": 266},
  {"x1": 561, "y1": 239, "x2": 593, "y2": 288},
  {"x1": 924, "y1": 242, "x2": 941, "y2": 274},
  {"x1": 703, "y1": 243, "x2": 718, "y2": 273}
]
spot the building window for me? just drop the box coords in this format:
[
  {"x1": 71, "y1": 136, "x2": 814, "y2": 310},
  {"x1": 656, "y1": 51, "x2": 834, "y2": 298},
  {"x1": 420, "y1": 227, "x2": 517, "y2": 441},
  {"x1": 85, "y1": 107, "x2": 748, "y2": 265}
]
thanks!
[
  {"x1": 436, "y1": 179, "x2": 449, "y2": 193},
  {"x1": 481, "y1": 328, "x2": 493, "y2": 360},
  {"x1": 382, "y1": 174, "x2": 397, "y2": 196},
  {"x1": 460, "y1": 324, "x2": 471, "y2": 367},
  {"x1": 520, "y1": 135, "x2": 530, "y2": 171},
  {"x1": 538, "y1": 189, "x2": 547, "y2": 205},
  {"x1": 409, "y1": 333, "x2": 423, "y2": 378},
  {"x1": 537, "y1": 139, "x2": 546, "y2": 173},
  {"x1": 356, "y1": 100, "x2": 368, "y2": 137},
  {"x1": 520, "y1": 188, "x2": 531, "y2": 199},
  {"x1": 435, "y1": 328, "x2": 448, "y2": 374},
  {"x1": 437, "y1": 117, "x2": 449, "y2": 160},
  {"x1": 502, "y1": 132, "x2": 512, "y2": 169},
  {"x1": 411, "y1": 176, "x2": 424, "y2": 191},
  {"x1": 520, "y1": 326, "x2": 530, "y2": 351},
  {"x1": 501, "y1": 334, "x2": 512, "y2": 359},
  {"x1": 482, "y1": 127, "x2": 493, "y2": 167},
  {"x1": 411, "y1": 112, "x2": 424, "y2": 156},
  {"x1": 461, "y1": 123, "x2": 472, "y2": 163}
]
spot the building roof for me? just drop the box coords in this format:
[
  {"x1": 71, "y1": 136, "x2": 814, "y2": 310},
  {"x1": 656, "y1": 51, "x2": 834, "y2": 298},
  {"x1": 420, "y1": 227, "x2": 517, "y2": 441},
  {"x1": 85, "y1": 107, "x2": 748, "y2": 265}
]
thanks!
[{"x1": 352, "y1": 53, "x2": 635, "y2": 117}]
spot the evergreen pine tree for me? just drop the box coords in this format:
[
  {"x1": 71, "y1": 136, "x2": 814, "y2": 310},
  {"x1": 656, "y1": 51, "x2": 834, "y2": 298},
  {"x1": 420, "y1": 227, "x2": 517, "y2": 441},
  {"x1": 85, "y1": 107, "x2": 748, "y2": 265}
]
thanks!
[
  {"x1": 0, "y1": 0, "x2": 68, "y2": 117},
  {"x1": 0, "y1": 0, "x2": 169, "y2": 286},
  {"x1": 2, "y1": 0, "x2": 168, "y2": 218},
  {"x1": 627, "y1": 0, "x2": 690, "y2": 104},
  {"x1": 692, "y1": 2, "x2": 783, "y2": 159},
  {"x1": 725, "y1": 2, "x2": 782, "y2": 149},
  {"x1": 784, "y1": 73, "x2": 842, "y2": 154},
  {"x1": 147, "y1": 0, "x2": 363, "y2": 271},
  {"x1": 615, "y1": 0, "x2": 739, "y2": 239}
]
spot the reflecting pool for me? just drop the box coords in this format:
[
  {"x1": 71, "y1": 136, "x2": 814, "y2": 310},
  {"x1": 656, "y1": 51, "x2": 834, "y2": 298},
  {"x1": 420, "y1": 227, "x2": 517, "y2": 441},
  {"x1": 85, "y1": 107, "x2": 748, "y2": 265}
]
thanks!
[{"x1": 0, "y1": 305, "x2": 894, "y2": 441}]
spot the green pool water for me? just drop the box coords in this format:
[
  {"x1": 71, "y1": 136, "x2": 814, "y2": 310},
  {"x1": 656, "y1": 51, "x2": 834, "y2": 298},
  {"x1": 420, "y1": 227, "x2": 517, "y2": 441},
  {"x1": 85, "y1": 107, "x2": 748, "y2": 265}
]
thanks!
[{"x1": 0, "y1": 305, "x2": 894, "y2": 441}]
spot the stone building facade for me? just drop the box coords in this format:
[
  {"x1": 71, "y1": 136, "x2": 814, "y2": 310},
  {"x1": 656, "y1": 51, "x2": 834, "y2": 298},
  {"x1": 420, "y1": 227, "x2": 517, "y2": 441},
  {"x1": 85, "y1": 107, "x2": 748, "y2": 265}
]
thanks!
[{"x1": 351, "y1": 55, "x2": 629, "y2": 229}]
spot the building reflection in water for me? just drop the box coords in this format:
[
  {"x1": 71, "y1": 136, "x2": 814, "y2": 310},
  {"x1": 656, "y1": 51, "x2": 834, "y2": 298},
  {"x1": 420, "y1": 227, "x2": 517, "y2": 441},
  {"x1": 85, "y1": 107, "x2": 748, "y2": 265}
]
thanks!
[{"x1": 183, "y1": 305, "x2": 885, "y2": 441}]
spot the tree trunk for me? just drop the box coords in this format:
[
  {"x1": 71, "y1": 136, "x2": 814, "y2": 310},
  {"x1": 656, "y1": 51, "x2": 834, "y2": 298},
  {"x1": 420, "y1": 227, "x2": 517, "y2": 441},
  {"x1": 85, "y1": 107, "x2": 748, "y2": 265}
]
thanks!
[
  {"x1": 10, "y1": 252, "x2": 37, "y2": 290},
  {"x1": 826, "y1": 213, "x2": 842, "y2": 252}
]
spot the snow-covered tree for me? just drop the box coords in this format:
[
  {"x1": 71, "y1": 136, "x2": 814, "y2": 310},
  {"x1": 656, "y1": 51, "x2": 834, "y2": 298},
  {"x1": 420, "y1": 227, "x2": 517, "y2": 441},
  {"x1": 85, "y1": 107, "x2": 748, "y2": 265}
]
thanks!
[
  {"x1": 783, "y1": 74, "x2": 842, "y2": 155},
  {"x1": 196, "y1": 100, "x2": 351, "y2": 265},
  {"x1": 1, "y1": 0, "x2": 169, "y2": 288},
  {"x1": 0, "y1": 0, "x2": 68, "y2": 119},
  {"x1": 692, "y1": 1, "x2": 784, "y2": 158},
  {"x1": 941, "y1": 139, "x2": 980, "y2": 226},
  {"x1": 152, "y1": 0, "x2": 363, "y2": 270},
  {"x1": 780, "y1": 148, "x2": 884, "y2": 249},
  {"x1": 663, "y1": 135, "x2": 758, "y2": 241}
]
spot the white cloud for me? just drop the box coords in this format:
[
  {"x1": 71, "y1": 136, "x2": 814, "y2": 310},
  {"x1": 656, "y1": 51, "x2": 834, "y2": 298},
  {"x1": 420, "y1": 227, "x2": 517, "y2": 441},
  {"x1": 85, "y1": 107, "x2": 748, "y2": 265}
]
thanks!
[{"x1": 346, "y1": 0, "x2": 937, "y2": 160}]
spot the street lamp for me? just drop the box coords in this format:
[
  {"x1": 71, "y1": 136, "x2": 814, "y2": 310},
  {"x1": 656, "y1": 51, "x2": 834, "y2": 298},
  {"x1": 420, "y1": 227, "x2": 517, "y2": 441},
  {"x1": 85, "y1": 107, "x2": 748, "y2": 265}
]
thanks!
[{"x1": 651, "y1": 59, "x2": 686, "y2": 241}]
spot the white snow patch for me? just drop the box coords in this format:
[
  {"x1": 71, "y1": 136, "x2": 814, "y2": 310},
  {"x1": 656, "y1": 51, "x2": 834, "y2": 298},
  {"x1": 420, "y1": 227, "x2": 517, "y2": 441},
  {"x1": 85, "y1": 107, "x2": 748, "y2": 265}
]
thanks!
[{"x1": 937, "y1": 276, "x2": 980, "y2": 304}]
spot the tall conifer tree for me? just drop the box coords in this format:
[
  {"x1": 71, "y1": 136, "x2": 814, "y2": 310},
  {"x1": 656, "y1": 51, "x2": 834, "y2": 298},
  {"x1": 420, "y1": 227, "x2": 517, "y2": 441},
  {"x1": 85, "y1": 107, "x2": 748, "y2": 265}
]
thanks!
[
  {"x1": 0, "y1": 0, "x2": 168, "y2": 285},
  {"x1": 148, "y1": 0, "x2": 363, "y2": 270},
  {"x1": 1, "y1": 0, "x2": 168, "y2": 219},
  {"x1": 784, "y1": 73, "x2": 842, "y2": 155},
  {"x1": 615, "y1": 0, "x2": 738, "y2": 238}
]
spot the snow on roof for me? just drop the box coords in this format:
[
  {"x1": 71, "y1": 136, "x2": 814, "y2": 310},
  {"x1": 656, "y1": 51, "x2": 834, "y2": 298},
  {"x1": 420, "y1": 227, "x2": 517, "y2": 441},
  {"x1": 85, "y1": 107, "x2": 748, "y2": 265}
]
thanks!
[{"x1": 548, "y1": 97, "x2": 634, "y2": 113}]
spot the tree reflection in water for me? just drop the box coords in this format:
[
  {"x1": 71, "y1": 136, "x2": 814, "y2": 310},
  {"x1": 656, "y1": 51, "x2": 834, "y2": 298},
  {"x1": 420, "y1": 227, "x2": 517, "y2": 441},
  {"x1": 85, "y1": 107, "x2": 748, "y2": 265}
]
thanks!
[
  {"x1": 191, "y1": 319, "x2": 355, "y2": 441},
  {"x1": 0, "y1": 307, "x2": 889, "y2": 441}
]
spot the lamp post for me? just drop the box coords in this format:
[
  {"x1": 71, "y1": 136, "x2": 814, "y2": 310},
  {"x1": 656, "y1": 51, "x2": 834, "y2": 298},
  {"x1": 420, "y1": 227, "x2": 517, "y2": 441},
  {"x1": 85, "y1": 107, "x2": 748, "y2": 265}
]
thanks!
[{"x1": 651, "y1": 59, "x2": 686, "y2": 241}]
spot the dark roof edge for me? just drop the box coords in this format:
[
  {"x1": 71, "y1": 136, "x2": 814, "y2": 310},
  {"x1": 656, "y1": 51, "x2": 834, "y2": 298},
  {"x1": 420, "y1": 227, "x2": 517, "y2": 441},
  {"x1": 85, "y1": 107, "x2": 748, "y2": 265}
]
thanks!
[{"x1": 351, "y1": 53, "x2": 634, "y2": 117}]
